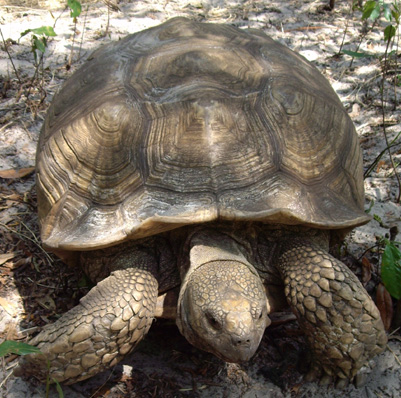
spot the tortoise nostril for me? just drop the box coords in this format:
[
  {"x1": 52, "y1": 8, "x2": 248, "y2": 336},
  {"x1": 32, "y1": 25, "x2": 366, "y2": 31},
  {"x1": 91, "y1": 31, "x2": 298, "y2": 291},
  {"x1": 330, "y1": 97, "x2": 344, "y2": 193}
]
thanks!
[{"x1": 234, "y1": 339, "x2": 251, "y2": 346}]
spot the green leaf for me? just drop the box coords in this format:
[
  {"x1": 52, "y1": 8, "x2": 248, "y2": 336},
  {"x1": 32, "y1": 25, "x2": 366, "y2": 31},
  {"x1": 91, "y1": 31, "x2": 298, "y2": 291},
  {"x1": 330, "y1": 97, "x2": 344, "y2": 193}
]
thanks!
[
  {"x1": 365, "y1": 199, "x2": 375, "y2": 214},
  {"x1": 383, "y1": 4, "x2": 392, "y2": 21},
  {"x1": 373, "y1": 214, "x2": 384, "y2": 226},
  {"x1": 342, "y1": 49, "x2": 372, "y2": 58},
  {"x1": 54, "y1": 379, "x2": 64, "y2": 398},
  {"x1": 20, "y1": 28, "x2": 33, "y2": 38},
  {"x1": 381, "y1": 241, "x2": 401, "y2": 299},
  {"x1": 31, "y1": 26, "x2": 57, "y2": 37},
  {"x1": 370, "y1": 3, "x2": 382, "y2": 20},
  {"x1": 392, "y1": 9, "x2": 400, "y2": 24},
  {"x1": 20, "y1": 26, "x2": 56, "y2": 40},
  {"x1": 384, "y1": 24, "x2": 396, "y2": 41},
  {"x1": 33, "y1": 36, "x2": 46, "y2": 53},
  {"x1": 67, "y1": 0, "x2": 82, "y2": 18},
  {"x1": 362, "y1": 0, "x2": 378, "y2": 19},
  {"x1": 0, "y1": 341, "x2": 42, "y2": 357}
]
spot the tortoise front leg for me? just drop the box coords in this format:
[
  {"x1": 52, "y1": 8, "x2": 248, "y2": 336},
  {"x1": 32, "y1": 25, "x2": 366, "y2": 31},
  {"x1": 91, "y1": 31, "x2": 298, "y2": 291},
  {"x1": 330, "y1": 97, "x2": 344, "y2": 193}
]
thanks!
[
  {"x1": 276, "y1": 240, "x2": 387, "y2": 381},
  {"x1": 14, "y1": 268, "x2": 158, "y2": 384}
]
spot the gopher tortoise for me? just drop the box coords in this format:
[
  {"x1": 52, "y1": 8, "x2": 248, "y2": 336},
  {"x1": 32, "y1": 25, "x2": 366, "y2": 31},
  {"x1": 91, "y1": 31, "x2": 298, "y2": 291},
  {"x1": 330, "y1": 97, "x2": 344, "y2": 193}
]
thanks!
[{"x1": 15, "y1": 17, "x2": 387, "y2": 386}]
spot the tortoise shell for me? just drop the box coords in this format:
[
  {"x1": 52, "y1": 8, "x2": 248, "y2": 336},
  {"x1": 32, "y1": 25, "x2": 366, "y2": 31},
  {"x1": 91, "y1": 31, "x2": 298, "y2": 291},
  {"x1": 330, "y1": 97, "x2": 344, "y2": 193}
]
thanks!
[{"x1": 36, "y1": 17, "x2": 369, "y2": 251}]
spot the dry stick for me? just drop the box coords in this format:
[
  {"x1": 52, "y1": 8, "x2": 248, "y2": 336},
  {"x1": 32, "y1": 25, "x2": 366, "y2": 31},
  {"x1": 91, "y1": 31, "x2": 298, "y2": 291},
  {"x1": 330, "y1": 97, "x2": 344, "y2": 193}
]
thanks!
[
  {"x1": 380, "y1": 36, "x2": 401, "y2": 203},
  {"x1": 349, "y1": 19, "x2": 378, "y2": 69},
  {"x1": 52, "y1": 5, "x2": 68, "y2": 29},
  {"x1": 78, "y1": 5, "x2": 89, "y2": 61},
  {"x1": 0, "y1": 28, "x2": 22, "y2": 85},
  {"x1": 68, "y1": 20, "x2": 78, "y2": 68},
  {"x1": 24, "y1": 51, "x2": 44, "y2": 101},
  {"x1": 337, "y1": 0, "x2": 353, "y2": 55},
  {"x1": 393, "y1": 30, "x2": 400, "y2": 110},
  {"x1": 364, "y1": 132, "x2": 401, "y2": 178},
  {"x1": 0, "y1": 222, "x2": 53, "y2": 265},
  {"x1": 386, "y1": 344, "x2": 401, "y2": 367},
  {"x1": 105, "y1": 5, "x2": 110, "y2": 37}
]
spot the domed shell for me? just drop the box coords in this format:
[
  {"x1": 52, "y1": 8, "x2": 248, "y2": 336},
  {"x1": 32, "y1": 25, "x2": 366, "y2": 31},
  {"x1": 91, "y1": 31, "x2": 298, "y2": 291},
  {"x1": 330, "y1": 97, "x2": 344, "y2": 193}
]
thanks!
[{"x1": 36, "y1": 17, "x2": 370, "y2": 251}]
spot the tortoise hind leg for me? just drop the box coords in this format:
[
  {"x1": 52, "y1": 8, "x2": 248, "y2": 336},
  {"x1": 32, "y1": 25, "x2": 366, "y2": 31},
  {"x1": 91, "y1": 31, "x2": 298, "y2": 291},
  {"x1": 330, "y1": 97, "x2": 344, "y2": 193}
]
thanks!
[
  {"x1": 276, "y1": 239, "x2": 387, "y2": 381},
  {"x1": 14, "y1": 268, "x2": 158, "y2": 384}
]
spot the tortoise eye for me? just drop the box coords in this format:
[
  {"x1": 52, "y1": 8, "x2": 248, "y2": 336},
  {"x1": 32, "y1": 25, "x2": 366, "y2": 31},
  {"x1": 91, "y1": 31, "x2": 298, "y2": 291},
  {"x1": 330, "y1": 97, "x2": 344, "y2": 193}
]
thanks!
[{"x1": 206, "y1": 313, "x2": 222, "y2": 330}]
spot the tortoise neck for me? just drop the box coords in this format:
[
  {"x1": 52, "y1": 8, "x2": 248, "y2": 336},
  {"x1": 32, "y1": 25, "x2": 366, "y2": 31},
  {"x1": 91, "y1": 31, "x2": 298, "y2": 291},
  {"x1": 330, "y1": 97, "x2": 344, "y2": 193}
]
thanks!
[{"x1": 182, "y1": 228, "x2": 257, "y2": 280}]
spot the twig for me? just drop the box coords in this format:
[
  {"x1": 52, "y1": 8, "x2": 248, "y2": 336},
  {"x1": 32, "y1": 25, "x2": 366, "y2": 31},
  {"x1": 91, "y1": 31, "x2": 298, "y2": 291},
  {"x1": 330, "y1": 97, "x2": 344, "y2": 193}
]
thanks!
[
  {"x1": 52, "y1": 5, "x2": 68, "y2": 29},
  {"x1": 105, "y1": 5, "x2": 110, "y2": 37},
  {"x1": 386, "y1": 343, "x2": 401, "y2": 367},
  {"x1": 78, "y1": 5, "x2": 89, "y2": 61},
  {"x1": 0, "y1": 222, "x2": 53, "y2": 265},
  {"x1": 0, "y1": 27, "x2": 22, "y2": 85},
  {"x1": 364, "y1": 132, "x2": 401, "y2": 178},
  {"x1": 24, "y1": 51, "x2": 44, "y2": 100},
  {"x1": 337, "y1": 0, "x2": 353, "y2": 55},
  {"x1": 68, "y1": 19, "x2": 78, "y2": 67},
  {"x1": 380, "y1": 35, "x2": 401, "y2": 202},
  {"x1": 283, "y1": 26, "x2": 328, "y2": 32},
  {"x1": 0, "y1": 368, "x2": 13, "y2": 389}
]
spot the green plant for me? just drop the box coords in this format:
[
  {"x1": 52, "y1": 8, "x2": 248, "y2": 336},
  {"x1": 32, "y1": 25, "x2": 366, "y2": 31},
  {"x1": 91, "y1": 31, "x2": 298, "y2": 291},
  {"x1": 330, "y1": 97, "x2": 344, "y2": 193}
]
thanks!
[
  {"x1": 19, "y1": 26, "x2": 57, "y2": 66},
  {"x1": 0, "y1": 340, "x2": 64, "y2": 397},
  {"x1": 342, "y1": 1, "x2": 401, "y2": 203},
  {"x1": 381, "y1": 239, "x2": 401, "y2": 299},
  {"x1": 66, "y1": 0, "x2": 82, "y2": 67},
  {"x1": 1, "y1": 0, "x2": 83, "y2": 111}
]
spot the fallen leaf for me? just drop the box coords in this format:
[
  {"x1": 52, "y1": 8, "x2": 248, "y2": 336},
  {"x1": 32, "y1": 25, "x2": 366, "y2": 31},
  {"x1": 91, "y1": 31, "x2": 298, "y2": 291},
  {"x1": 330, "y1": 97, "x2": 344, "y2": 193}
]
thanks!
[
  {"x1": 376, "y1": 283, "x2": 393, "y2": 330},
  {"x1": 11, "y1": 257, "x2": 29, "y2": 269},
  {"x1": 37, "y1": 295, "x2": 56, "y2": 311},
  {"x1": 0, "y1": 167, "x2": 35, "y2": 179},
  {"x1": 361, "y1": 256, "x2": 372, "y2": 285},
  {"x1": 0, "y1": 297, "x2": 19, "y2": 317},
  {"x1": 0, "y1": 252, "x2": 19, "y2": 265},
  {"x1": 376, "y1": 160, "x2": 387, "y2": 172}
]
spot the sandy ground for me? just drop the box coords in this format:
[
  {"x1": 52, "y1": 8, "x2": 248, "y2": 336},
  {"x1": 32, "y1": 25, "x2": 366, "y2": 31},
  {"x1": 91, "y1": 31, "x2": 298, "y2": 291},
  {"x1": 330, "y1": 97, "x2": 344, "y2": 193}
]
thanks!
[{"x1": 0, "y1": 0, "x2": 401, "y2": 397}]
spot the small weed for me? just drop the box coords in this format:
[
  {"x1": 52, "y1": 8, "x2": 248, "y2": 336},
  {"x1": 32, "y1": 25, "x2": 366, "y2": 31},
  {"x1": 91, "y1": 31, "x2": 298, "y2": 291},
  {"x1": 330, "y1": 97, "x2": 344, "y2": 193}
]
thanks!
[
  {"x1": 1, "y1": 1, "x2": 83, "y2": 115},
  {"x1": 0, "y1": 340, "x2": 64, "y2": 397},
  {"x1": 342, "y1": 0, "x2": 401, "y2": 202}
]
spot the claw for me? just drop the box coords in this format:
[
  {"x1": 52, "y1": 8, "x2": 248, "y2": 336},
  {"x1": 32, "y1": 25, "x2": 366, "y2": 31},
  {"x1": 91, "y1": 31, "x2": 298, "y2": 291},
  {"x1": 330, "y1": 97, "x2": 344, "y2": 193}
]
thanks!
[
  {"x1": 354, "y1": 365, "x2": 371, "y2": 388},
  {"x1": 304, "y1": 365, "x2": 321, "y2": 382},
  {"x1": 335, "y1": 377, "x2": 349, "y2": 389},
  {"x1": 319, "y1": 374, "x2": 333, "y2": 386}
]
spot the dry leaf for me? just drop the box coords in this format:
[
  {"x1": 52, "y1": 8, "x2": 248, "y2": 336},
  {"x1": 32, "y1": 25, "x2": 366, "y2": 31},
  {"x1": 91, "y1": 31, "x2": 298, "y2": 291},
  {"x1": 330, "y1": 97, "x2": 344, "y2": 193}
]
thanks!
[
  {"x1": 0, "y1": 296, "x2": 19, "y2": 316},
  {"x1": 376, "y1": 283, "x2": 393, "y2": 331},
  {"x1": 0, "y1": 167, "x2": 35, "y2": 179},
  {"x1": 290, "y1": 384, "x2": 302, "y2": 395},
  {"x1": 361, "y1": 256, "x2": 372, "y2": 285},
  {"x1": 37, "y1": 295, "x2": 56, "y2": 311},
  {"x1": 376, "y1": 160, "x2": 387, "y2": 173},
  {"x1": 0, "y1": 252, "x2": 19, "y2": 265}
]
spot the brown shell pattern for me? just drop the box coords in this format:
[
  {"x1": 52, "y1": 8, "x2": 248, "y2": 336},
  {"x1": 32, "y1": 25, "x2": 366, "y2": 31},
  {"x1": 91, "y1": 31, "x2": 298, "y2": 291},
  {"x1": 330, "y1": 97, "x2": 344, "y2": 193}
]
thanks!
[{"x1": 36, "y1": 17, "x2": 370, "y2": 251}]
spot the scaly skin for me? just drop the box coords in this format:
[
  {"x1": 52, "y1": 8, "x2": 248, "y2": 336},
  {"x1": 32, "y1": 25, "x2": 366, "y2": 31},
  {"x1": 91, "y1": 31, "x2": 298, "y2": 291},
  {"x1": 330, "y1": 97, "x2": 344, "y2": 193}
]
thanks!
[
  {"x1": 276, "y1": 239, "x2": 387, "y2": 380},
  {"x1": 14, "y1": 269, "x2": 158, "y2": 384}
]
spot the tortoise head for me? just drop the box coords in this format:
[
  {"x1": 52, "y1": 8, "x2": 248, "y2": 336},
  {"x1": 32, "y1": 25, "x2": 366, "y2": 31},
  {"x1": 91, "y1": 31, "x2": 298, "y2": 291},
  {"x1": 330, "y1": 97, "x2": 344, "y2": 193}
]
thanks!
[{"x1": 177, "y1": 260, "x2": 270, "y2": 363}]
